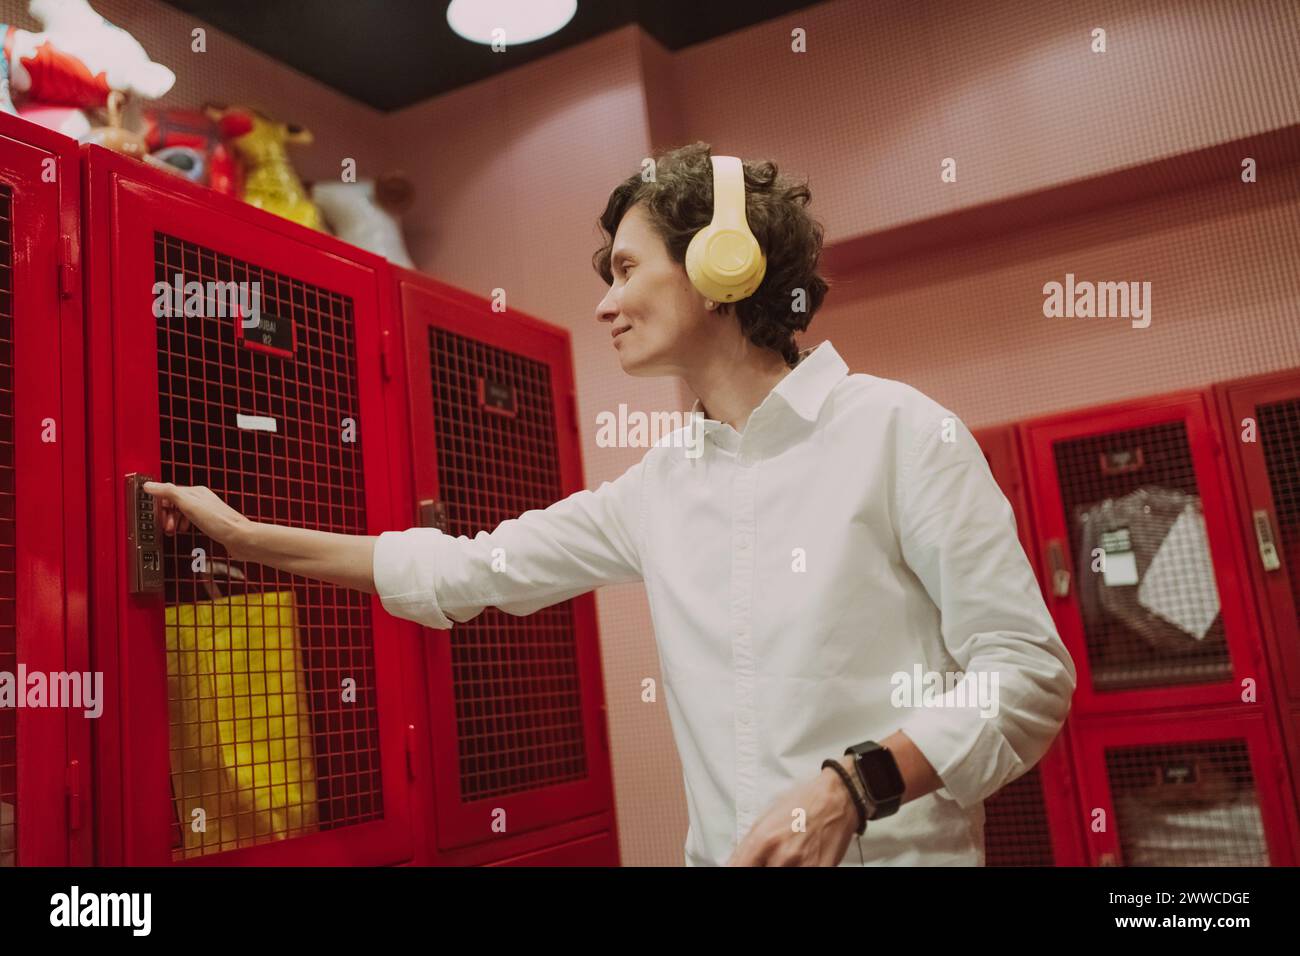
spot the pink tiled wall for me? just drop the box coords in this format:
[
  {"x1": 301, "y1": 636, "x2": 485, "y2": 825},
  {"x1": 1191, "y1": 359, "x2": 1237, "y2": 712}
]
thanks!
[{"x1": 7, "y1": 0, "x2": 1298, "y2": 866}]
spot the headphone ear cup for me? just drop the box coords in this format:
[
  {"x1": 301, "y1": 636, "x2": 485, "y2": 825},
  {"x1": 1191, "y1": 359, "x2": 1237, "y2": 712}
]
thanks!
[
  {"x1": 685, "y1": 225, "x2": 712, "y2": 297},
  {"x1": 687, "y1": 225, "x2": 766, "y2": 302}
]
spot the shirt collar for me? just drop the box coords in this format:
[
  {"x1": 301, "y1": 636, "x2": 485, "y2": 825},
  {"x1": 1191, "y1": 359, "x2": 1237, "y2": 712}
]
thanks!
[{"x1": 689, "y1": 340, "x2": 848, "y2": 428}]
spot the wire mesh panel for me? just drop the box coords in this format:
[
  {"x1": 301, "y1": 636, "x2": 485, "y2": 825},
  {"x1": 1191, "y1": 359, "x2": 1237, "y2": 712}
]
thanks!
[
  {"x1": 976, "y1": 427, "x2": 1054, "y2": 865},
  {"x1": 973, "y1": 425, "x2": 1083, "y2": 865},
  {"x1": 153, "y1": 232, "x2": 382, "y2": 859},
  {"x1": 1257, "y1": 397, "x2": 1300, "y2": 654},
  {"x1": 0, "y1": 183, "x2": 14, "y2": 868},
  {"x1": 426, "y1": 326, "x2": 587, "y2": 802},
  {"x1": 983, "y1": 767, "x2": 1055, "y2": 866},
  {"x1": 1106, "y1": 738, "x2": 1270, "y2": 866},
  {"x1": 1053, "y1": 421, "x2": 1231, "y2": 692}
]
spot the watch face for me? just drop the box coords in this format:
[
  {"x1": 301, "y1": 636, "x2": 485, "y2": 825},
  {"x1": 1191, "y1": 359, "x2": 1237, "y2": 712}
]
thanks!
[{"x1": 859, "y1": 748, "x2": 904, "y2": 798}]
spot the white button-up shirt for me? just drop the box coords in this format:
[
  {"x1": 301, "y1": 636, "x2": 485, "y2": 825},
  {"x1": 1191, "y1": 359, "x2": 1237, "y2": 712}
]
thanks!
[{"x1": 373, "y1": 340, "x2": 1076, "y2": 866}]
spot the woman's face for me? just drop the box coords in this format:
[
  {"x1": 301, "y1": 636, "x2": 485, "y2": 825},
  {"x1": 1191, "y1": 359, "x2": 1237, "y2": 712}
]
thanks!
[{"x1": 595, "y1": 202, "x2": 713, "y2": 377}]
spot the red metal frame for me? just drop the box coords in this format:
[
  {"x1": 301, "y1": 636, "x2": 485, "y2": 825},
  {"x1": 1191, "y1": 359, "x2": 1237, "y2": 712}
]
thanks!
[
  {"x1": 82, "y1": 144, "x2": 415, "y2": 865},
  {"x1": 973, "y1": 424, "x2": 1085, "y2": 865},
  {"x1": 1212, "y1": 370, "x2": 1300, "y2": 706},
  {"x1": 392, "y1": 266, "x2": 618, "y2": 864},
  {"x1": 487, "y1": 829, "x2": 618, "y2": 866},
  {"x1": 973, "y1": 423, "x2": 1039, "y2": 580},
  {"x1": 1072, "y1": 706, "x2": 1298, "y2": 866},
  {"x1": 1284, "y1": 706, "x2": 1300, "y2": 820},
  {"x1": 0, "y1": 113, "x2": 88, "y2": 866},
  {"x1": 1020, "y1": 392, "x2": 1267, "y2": 715}
]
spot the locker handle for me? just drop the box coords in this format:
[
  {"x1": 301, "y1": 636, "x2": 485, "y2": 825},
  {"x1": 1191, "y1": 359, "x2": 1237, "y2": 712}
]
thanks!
[
  {"x1": 1046, "y1": 539, "x2": 1071, "y2": 598},
  {"x1": 125, "y1": 472, "x2": 164, "y2": 595},
  {"x1": 66, "y1": 759, "x2": 81, "y2": 832},
  {"x1": 1251, "y1": 509, "x2": 1282, "y2": 572},
  {"x1": 418, "y1": 498, "x2": 448, "y2": 533}
]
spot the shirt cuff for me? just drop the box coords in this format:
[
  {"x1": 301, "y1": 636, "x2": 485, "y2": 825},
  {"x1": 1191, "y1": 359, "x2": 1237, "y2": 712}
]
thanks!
[
  {"x1": 894, "y1": 702, "x2": 1019, "y2": 811},
  {"x1": 372, "y1": 528, "x2": 456, "y2": 630}
]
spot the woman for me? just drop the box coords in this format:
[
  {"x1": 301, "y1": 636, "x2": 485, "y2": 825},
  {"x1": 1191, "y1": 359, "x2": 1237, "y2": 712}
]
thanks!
[{"x1": 146, "y1": 142, "x2": 1076, "y2": 867}]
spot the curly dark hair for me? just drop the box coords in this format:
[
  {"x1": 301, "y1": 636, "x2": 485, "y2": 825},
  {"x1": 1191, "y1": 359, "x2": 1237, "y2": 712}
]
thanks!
[{"x1": 593, "y1": 142, "x2": 830, "y2": 367}]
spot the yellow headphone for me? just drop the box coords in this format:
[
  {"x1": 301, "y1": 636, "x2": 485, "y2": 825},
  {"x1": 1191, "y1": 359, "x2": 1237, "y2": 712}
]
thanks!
[{"x1": 685, "y1": 155, "x2": 767, "y2": 303}]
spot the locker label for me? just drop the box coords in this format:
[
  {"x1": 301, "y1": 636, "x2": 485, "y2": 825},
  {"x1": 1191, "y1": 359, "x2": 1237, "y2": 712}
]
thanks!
[
  {"x1": 236, "y1": 413, "x2": 279, "y2": 433},
  {"x1": 1099, "y1": 527, "x2": 1139, "y2": 586},
  {"x1": 478, "y1": 376, "x2": 517, "y2": 418},
  {"x1": 237, "y1": 302, "x2": 295, "y2": 358}
]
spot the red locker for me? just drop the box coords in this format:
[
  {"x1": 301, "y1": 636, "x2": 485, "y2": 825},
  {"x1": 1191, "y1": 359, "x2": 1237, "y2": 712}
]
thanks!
[
  {"x1": 1213, "y1": 370, "x2": 1300, "y2": 705},
  {"x1": 0, "y1": 114, "x2": 88, "y2": 867},
  {"x1": 392, "y1": 267, "x2": 618, "y2": 865},
  {"x1": 1020, "y1": 393, "x2": 1265, "y2": 715},
  {"x1": 973, "y1": 424, "x2": 1085, "y2": 865},
  {"x1": 82, "y1": 145, "x2": 415, "y2": 865},
  {"x1": 1073, "y1": 707, "x2": 1298, "y2": 865}
]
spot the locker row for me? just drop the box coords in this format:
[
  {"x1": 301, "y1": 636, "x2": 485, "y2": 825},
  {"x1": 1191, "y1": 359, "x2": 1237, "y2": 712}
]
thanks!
[
  {"x1": 974, "y1": 372, "x2": 1300, "y2": 865},
  {"x1": 0, "y1": 112, "x2": 616, "y2": 866}
]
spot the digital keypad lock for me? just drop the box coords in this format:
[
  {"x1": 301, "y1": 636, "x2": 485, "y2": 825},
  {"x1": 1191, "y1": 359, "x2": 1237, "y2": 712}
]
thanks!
[{"x1": 126, "y1": 472, "x2": 164, "y2": 594}]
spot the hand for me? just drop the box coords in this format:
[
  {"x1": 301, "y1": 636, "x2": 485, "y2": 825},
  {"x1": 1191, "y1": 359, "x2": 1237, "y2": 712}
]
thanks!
[
  {"x1": 725, "y1": 758, "x2": 862, "y2": 866},
  {"x1": 141, "y1": 481, "x2": 252, "y2": 556}
]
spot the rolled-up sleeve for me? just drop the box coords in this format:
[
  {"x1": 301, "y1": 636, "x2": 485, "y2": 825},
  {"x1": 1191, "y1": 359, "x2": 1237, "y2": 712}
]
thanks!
[
  {"x1": 892, "y1": 412, "x2": 1077, "y2": 810},
  {"x1": 372, "y1": 455, "x2": 647, "y2": 630}
]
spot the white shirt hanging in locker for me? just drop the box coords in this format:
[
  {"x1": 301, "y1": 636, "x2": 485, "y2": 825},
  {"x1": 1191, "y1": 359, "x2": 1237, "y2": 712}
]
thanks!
[{"x1": 372, "y1": 340, "x2": 1077, "y2": 865}]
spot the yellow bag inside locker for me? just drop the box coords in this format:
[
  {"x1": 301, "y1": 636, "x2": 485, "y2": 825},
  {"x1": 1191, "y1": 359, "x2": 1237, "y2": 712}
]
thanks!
[{"x1": 165, "y1": 589, "x2": 320, "y2": 855}]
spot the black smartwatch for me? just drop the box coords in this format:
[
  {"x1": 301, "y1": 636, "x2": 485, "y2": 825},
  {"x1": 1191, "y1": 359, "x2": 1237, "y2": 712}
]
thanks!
[{"x1": 845, "y1": 741, "x2": 904, "y2": 820}]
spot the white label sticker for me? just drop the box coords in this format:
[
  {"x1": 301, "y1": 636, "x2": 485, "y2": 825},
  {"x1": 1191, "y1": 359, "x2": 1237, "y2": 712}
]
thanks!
[
  {"x1": 236, "y1": 413, "x2": 278, "y2": 433},
  {"x1": 1101, "y1": 550, "x2": 1139, "y2": 587}
]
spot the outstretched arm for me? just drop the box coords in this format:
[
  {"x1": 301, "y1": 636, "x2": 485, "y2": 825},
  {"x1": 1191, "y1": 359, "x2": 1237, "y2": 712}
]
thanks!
[{"x1": 142, "y1": 481, "x2": 379, "y2": 592}]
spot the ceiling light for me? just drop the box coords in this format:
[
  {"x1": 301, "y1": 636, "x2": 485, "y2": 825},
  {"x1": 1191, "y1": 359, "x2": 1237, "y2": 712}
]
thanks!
[{"x1": 447, "y1": 0, "x2": 578, "y2": 46}]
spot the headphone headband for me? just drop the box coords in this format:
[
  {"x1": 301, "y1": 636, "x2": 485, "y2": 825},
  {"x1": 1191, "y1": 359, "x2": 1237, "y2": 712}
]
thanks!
[{"x1": 685, "y1": 153, "x2": 767, "y2": 303}]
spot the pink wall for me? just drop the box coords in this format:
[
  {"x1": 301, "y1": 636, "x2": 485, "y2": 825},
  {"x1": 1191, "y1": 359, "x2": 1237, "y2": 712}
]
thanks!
[{"x1": 667, "y1": 0, "x2": 1300, "y2": 239}]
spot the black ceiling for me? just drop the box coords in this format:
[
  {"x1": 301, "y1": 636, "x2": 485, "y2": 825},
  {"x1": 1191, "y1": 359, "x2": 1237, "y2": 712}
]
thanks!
[{"x1": 160, "y1": 0, "x2": 826, "y2": 112}]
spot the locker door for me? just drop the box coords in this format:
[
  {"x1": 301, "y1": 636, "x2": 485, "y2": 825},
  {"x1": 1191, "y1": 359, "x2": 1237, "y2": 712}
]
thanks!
[
  {"x1": 973, "y1": 425, "x2": 1085, "y2": 866},
  {"x1": 1215, "y1": 372, "x2": 1300, "y2": 705},
  {"x1": 1020, "y1": 394, "x2": 1262, "y2": 715},
  {"x1": 0, "y1": 115, "x2": 85, "y2": 867},
  {"x1": 397, "y1": 274, "x2": 614, "y2": 855},
  {"x1": 1074, "y1": 709, "x2": 1297, "y2": 866},
  {"x1": 84, "y1": 146, "x2": 412, "y2": 865}
]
